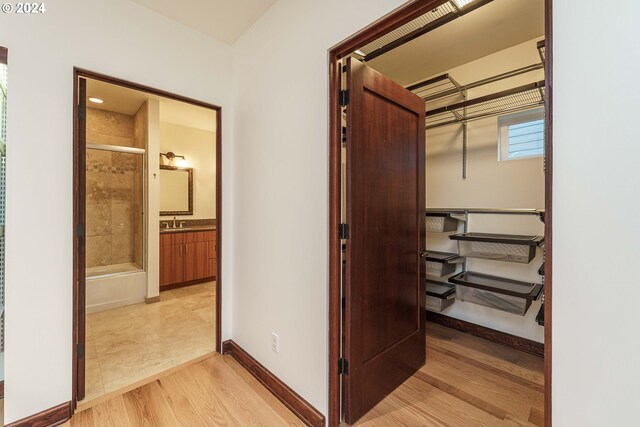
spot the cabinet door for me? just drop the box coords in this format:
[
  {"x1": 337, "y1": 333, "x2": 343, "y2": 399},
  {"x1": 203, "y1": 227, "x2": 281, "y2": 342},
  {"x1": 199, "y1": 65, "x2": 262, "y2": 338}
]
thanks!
[
  {"x1": 208, "y1": 238, "x2": 217, "y2": 278},
  {"x1": 160, "y1": 243, "x2": 185, "y2": 287},
  {"x1": 184, "y1": 241, "x2": 209, "y2": 282}
]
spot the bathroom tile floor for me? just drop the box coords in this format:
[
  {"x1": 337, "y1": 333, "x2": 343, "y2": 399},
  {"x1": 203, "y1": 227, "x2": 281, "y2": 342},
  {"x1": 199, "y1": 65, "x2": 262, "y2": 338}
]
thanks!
[{"x1": 82, "y1": 281, "x2": 216, "y2": 403}]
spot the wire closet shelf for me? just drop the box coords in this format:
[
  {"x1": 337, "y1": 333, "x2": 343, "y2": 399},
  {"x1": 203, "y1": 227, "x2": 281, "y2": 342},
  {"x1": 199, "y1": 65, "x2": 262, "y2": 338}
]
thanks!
[{"x1": 425, "y1": 81, "x2": 545, "y2": 129}]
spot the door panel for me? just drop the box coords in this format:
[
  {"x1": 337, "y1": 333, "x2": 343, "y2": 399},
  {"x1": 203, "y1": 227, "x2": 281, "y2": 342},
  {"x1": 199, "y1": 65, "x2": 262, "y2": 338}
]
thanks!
[{"x1": 344, "y1": 58, "x2": 426, "y2": 424}]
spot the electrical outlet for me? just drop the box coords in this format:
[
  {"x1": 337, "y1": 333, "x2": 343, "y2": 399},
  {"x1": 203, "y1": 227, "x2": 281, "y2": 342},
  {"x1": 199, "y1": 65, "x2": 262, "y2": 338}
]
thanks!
[{"x1": 271, "y1": 333, "x2": 279, "y2": 353}]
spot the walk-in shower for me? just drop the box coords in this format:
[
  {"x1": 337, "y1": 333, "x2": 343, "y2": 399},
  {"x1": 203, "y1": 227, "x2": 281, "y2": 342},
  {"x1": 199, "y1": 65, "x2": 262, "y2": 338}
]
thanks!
[{"x1": 86, "y1": 144, "x2": 145, "y2": 278}]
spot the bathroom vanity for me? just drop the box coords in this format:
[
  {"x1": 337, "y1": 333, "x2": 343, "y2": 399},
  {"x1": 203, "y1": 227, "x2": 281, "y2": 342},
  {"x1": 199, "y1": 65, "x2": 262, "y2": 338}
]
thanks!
[{"x1": 159, "y1": 228, "x2": 216, "y2": 289}]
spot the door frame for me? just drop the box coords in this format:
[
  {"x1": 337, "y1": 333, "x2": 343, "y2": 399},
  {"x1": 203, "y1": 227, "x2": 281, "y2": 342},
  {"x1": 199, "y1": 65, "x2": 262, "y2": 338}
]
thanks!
[
  {"x1": 72, "y1": 67, "x2": 223, "y2": 409},
  {"x1": 327, "y1": 0, "x2": 553, "y2": 426}
]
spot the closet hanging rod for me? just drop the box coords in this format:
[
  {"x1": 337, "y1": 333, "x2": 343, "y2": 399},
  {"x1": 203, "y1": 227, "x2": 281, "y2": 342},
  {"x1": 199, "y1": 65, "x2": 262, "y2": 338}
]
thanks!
[
  {"x1": 426, "y1": 208, "x2": 543, "y2": 215},
  {"x1": 426, "y1": 80, "x2": 545, "y2": 117},
  {"x1": 426, "y1": 208, "x2": 545, "y2": 222},
  {"x1": 409, "y1": 63, "x2": 544, "y2": 101}
]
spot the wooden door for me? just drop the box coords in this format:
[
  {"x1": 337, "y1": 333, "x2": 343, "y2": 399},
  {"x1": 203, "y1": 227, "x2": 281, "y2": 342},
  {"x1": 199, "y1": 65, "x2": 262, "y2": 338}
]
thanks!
[
  {"x1": 343, "y1": 58, "x2": 426, "y2": 424},
  {"x1": 76, "y1": 76, "x2": 87, "y2": 401}
]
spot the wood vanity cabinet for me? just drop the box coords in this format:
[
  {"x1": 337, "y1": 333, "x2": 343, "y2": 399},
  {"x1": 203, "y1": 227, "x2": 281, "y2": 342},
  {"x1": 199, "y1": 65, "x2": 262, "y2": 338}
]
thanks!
[{"x1": 160, "y1": 230, "x2": 216, "y2": 288}]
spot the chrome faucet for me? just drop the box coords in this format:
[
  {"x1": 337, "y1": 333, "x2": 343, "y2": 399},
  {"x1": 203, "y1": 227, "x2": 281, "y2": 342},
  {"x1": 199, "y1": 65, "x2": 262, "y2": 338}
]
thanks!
[
  {"x1": 179, "y1": 221, "x2": 186, "y2": 228},
  {"x1": 162, "y1": 222, "x2": 170, "y2": 229},
  {"x1": 172, "y1": 216, "x2": 177, "y2": 228}
]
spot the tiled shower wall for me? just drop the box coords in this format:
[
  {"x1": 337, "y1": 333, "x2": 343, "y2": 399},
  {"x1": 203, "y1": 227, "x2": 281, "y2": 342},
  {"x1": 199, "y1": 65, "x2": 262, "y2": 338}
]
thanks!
[
  {"x1": 86, "y1": 150, "x2": 143, "y2": 268},
  {"x1": 86, "y1": 108, "x2": 144, "y2": 268}
]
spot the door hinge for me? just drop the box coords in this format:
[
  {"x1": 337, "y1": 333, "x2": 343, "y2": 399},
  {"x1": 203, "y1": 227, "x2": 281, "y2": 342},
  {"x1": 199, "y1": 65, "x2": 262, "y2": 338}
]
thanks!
[
  {"x1": 339, "y1": 90, "x2": 350, "y2": 107},
  {"x1": 341, "y1": 126, "x2": 347, "y2": 144},
  {"x1": 77, "y1": 223, "x2": 85, "y2": 238},
  {"x1": 338, "y1": 358, "x2": 349, "y2": 375},
  {"x1": 78, "y1": 342, "x2": 85, "y2": 358},
  {"x1": 339, "y1": 223, "x2": 350, "y2": 239}
]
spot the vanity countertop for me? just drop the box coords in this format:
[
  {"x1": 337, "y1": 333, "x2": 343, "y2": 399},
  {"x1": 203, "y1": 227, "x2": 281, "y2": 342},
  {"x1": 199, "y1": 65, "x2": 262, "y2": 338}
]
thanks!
[{"x1": 160, "y1": 225, "x2": 216, "y2": 234}]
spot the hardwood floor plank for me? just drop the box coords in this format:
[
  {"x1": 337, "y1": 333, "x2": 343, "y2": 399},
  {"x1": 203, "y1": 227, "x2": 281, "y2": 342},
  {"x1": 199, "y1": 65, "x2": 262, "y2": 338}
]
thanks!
[
  {"x1": 423, "y1": 347, "x2": 543, "y2": 421},
  {"x1": 158, "y1": 361, "x2": 248, "y2": 426},
  {"x1": 71, "y1": 322, "x2": 544, "y2": 427},
  {"x1": 414, "y1": 370, "x2": 508, "y2": 420},
  {"x1": 352, "y1": 322, "x2": 545, "y2": 426},
  {"x1": 87, "y1": 395, "x2": 132, "y2": 427},
  {"x1": 428, "y1": 343, "x2": 544, "y2": 393},
  {"x1": 427, "y1": 323, "x2": 544, "y2": 386},
  {"x1": 71, "y1": 354, "x2": 303, "y2": 427},
  {"x1": 220, "y1": 356, "x2": 304, "y2": 426},
  {"x1": 122, "y1": 381, "x2": 182, "y2": 427},
  {"x1": 528, "y1": 407, "x2": 544, "y2": 427},
  {"x1": 153, "y1": 375, "x2": 210, "y2": 427}
]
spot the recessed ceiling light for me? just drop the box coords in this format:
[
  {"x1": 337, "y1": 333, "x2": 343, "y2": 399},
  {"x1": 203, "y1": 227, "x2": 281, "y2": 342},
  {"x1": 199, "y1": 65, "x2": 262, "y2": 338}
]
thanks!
[
  {"x1": 88, "y1": 97, "x2": 103, "y2": 104},
  {"x1": 452, "y1": 0, "x2": 475, "y2": 8}
]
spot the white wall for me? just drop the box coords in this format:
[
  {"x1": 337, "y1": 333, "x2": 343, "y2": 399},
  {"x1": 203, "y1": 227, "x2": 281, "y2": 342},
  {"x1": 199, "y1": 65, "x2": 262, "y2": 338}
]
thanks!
[
  {"x1": 426, "y1": 38, "x2": 545, "y2": 342},
  {"x1": 231, "y1": 0, "x2": 407, "y2": 415},
  {"x1": 553, "y1": 1, "x2": 640, "y2": 425},
  {"x1": 159, "y1": 121, "x2": 216, "y2": 220},
  {"x1": 0, "y1": 0, "x2": 233, "y2": 422},
  {"x1": 146, "y1": 99, "x2": 161, "y2": 301}
]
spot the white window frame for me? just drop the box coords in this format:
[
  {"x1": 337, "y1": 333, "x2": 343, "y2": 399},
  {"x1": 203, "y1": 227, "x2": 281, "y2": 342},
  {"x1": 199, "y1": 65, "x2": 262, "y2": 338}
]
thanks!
[{"x1": 498, "y1": 108, "x2": 545, "y2": 161}]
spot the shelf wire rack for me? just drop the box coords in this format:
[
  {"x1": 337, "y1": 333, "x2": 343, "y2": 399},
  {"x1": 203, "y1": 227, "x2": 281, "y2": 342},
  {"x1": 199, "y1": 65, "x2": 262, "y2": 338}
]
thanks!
[{"x1": 426, "y1": 80, "x2": 545, "y2": 129}]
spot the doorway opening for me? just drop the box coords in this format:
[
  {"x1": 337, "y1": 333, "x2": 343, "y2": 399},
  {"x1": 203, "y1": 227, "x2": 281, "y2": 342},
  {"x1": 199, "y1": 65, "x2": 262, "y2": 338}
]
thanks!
[
  {"x1": 72, "y1": 69, "x2": 222, "y2": 410},
  {"x1": 329, "y1": 0, "x2": 552, "y2": 425}
]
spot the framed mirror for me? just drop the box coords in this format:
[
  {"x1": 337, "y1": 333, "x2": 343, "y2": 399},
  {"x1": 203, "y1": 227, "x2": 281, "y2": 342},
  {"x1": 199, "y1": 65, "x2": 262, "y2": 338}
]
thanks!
[{"x1": 159, "y1": 165, "x2": 193, "y2": 215}]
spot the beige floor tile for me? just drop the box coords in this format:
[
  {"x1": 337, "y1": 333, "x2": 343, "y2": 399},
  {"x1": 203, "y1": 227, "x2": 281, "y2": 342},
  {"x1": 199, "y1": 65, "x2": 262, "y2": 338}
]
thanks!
[
  {"x1": 177, "y1": 292, "x2": 216, "y2": 312},
  {"x1": 80, "y1": 282, "x2": 216, "y2": 404},
  {"x1": 194, "y1": 306, "x2": 216, "y2": 324},
  {"x1": 100, "y1": 342, "x2": 177, "y2": 392}
]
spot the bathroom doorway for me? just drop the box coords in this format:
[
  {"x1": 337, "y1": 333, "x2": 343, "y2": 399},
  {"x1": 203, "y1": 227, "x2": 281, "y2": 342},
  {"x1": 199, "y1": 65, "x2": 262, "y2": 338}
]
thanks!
[{"x1": 72, "y1": 69, "x2": 222, "y2": 409}]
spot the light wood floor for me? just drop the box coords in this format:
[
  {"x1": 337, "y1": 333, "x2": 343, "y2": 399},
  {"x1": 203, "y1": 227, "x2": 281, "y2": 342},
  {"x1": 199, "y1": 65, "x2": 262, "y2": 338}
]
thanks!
[
  {"x1": 83, "y1": 281, "x2": 216, "y2": 403},
  {"x1": 69, "y1": 353, "x2": 305, "y2": 427},
  {"x1": 69, "y1": 322, "x2": 543, "y2": 427},
  {"x1": 353, "y1": 322, "x2": 544, "y2": 427}
]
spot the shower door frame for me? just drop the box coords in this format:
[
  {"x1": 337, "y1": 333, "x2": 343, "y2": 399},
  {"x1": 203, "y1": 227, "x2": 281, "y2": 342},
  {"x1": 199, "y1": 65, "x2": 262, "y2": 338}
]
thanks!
[
  {"x1": 72, "y1": 67, "x2": 223, "y2": 409},
  {"x1": 85, "y1": 143, "x2": 147, "y2": 278}
]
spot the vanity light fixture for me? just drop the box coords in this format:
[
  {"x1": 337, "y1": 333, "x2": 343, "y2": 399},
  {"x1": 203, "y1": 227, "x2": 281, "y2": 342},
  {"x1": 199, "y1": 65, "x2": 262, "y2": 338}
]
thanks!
[
  {"x1": 88, "y1": 97, "x2": 104, "y2": 104},
  {"x1": 160, "y1": 151, "x2": 186, "y2": 166}
]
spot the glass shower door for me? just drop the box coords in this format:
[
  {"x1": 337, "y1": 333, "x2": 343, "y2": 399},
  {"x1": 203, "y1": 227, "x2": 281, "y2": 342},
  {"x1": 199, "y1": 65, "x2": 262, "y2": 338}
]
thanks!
[{"x1": 86, "y1": 146, "x2": 145, "y2": 278}]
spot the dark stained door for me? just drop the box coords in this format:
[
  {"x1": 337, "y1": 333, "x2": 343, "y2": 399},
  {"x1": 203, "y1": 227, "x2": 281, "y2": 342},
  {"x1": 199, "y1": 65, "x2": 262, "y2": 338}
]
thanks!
[
  {"x1": 76, "y1": 77, "x2": 87, "y2": 401},
  {"x1": 343, "y1": 58, "x2": 426, "y2": 424}
]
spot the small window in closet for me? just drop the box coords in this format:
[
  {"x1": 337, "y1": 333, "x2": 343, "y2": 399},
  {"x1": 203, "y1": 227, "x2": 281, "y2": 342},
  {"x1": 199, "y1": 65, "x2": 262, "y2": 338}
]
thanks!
[{"x1": 498, "y1": 108, "x2": 544, "y2": 160}]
